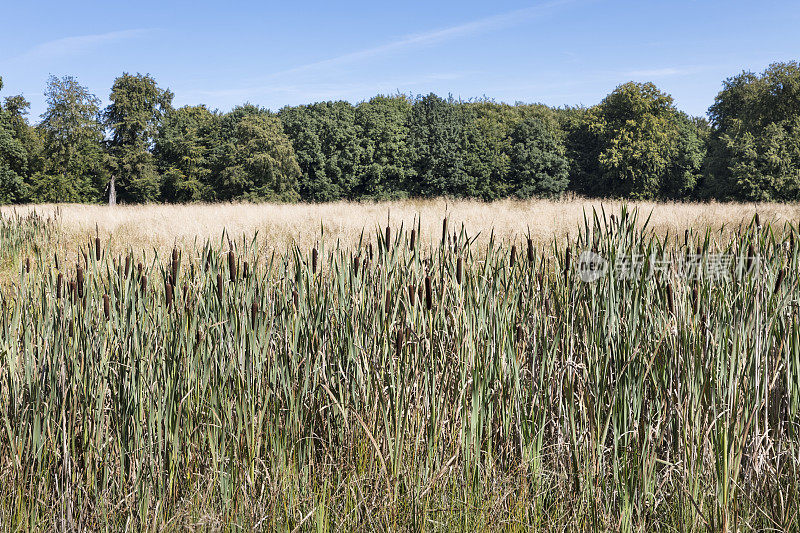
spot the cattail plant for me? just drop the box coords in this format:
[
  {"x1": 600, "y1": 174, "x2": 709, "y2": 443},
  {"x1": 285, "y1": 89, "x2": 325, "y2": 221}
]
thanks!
[
  {"x1": 410, "y1": 228, "x2": 416, "y2": 251},
  {"x1": 95, "y1": 236, "x2": 101, "y2": 261},
  {"x1": 56, "y1": 273, "x2": 62, "y2": 299},
  {"x1": 103, "y1": 293, "x2": 110, "y2": 319},
  {"x1": 76, "y1": 265, "x2": 84, "y2": 298},
  {"x1": 774, "y1": 267, "x2": 786, "y2": 295},
  {"x1": 510, "y1": 245, "x2": 517, "y2": 268},
  {"x1": 228, "y1": 250, "x2": 237, "y2": 282},
  {"x1": 425, "y1": 275, "x2": 432, "y2": 310},
  {"x1": 527, "y1": 237, "x2": 534, "y2": 263},
  {"x1": 165, "y1": 283, "x2": 173, "y2": 309},
  {"x1": 216, "y1": 273, "x2": 223, "y2": 301},
  {"x1": 456, "y1": 256, "x2": 462, "y2": 285},
  {"x1": 312, "y1": 248, "x2": 318, "y2": 273}
]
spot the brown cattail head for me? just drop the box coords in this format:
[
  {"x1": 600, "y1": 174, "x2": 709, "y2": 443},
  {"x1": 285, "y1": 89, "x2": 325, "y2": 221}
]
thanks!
[
  {"x1": 441, "y1": 218, "x2": 448, "y2": 248},
  {"x1": 774, "y1": 267, "x2": 786, "y2": 295},
  {"x1": 140, "y1": 274, "x2": 148, "y2": 293},
  {"x1": 137, "y1": 262, "x2": 143, "y2": 279},
  {"x1": 165, "y1": 283, "x2": 173, "y2": 309},
  {"x1": 666, "y1": 283, "x2": 675, "y2": 315},
  {"x1": 691, "y1": 282, "x2": 699, "y2": 315},
  {"x1": 790, "y1": 231, "x2": 795, "y2": 253},
  {"x1": 410, "y1": 229, "x2": 416, "y2": 251},
  {"x1": 56, "y1": 273, "x2": 63, "y2": 299},
  {"x1": 243, "y1": 261, "x2": 249, "y2": 279},
  {"x1": 684, "y1": 229, "x2": 689, "y2": 247},
  {"x1": 385, "y1": 226, "x2": 391, "y2": 252},
  {"x1": 216, "y1": 273, "x2": 223, "y2": 301},
  {"x1": 251, "y1": 301, "x2": 258, "y2": 327},
  {"x1": 69, "y1": 280, "x2": 76, "y2": 302},
  {"x1": 76, "y1": 266, "x2": 84, "y2": 299},
  {"x1": 425, "y1": 276, "x2": 433, "y2": 310},
  {"x1": 408, "y1": 284, "x2": 416, "y2": 307},
  {"x1": 103, "y1": 293, "x2": 110, "y2": 319},
  {"x1": 95, "y1": 237, "x2": 101, "y2": 261},
  {"x1": 456, "y1": 256, "x2": 463, "y2": 285},
  {"x1": 510, "y1": 245, "x2": 517, "y2": 268},
  {"x1": 395, "y1": 327, "x2": 404, "y2": 357},
  {"x1": 312, "y1": 248, "x2": 318, "y2": 273},
  {"x1": 205, "y1": 251, "x2": 212, "y2": 272},
  {"x1": 292, "y1": 289, "x2": 299, "y2": 308},
  {"x1": 564, "y1": 246, "x2": 571, "y2": 281},
  {"x1": 368, "y1": 242, "x2": 373, "y2": 261},
  {"x1": 353, "y1": 255, "x2": 360, "y2": 277},
  {"x1": 228, "y1": 250, "x2": 237, "y2": 282},
  {"x1": 385, "y1": 291, "x2": 392, "y2": 315},
  {"x1": 754, "y1": 212, "x2": 761, "y2": 229},
  {"x1": 124, "y1": 255, "x2": 131, "y2": 278},
  {"x1": 527, "y1": 237, "x2": 534, "y2": 263},
  {"x1": 516, "y1": 323, "x2": 524, "y2": 344},
  {"x1": 171, "y1": 251, "x2": 179, "y2": 285},
  {"x1": 69, "y1": 320, "x2": 74, "y2": 338}
]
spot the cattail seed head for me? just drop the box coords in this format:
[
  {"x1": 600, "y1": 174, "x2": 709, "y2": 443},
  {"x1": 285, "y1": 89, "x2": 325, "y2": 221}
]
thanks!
[
  {"x1": 76, "y1": 266, "x2": 84, "y2": 299},
  {"x1": 684, "y1": 229, "x2": 689, "y2": 247},
  {"x1": 425, "y1": 276, "x2": 433, "y2": 310},
  {"x1": 251, "y1": 301, "x2": 258, "y2": 327},
  {"x1": 69, "y1": 280, "x2": 76, "y2": 302},
  {"x1": 69, "y1": 320, "x2": 74, "y2": 338},
  {"x1": 510, "y1": 245, "x2": 517, "y2": 268},
  {"x1": 408, "y1": 284, "x2": 416, "y2": 307},
  {"x1": 95, "y1": 237, "x2": 101, "y2": 261},
  {"x1": 56, "y1": 273, "x2": 63, "y2": 299},
  {"x1": 691, "y1": 282, "x2": 699, "y2": 315},
  {"x1": 410, "y1": 229, "x2": 416, "y2": 251},
  {"x1": 395, "y1": 327, "x2": 404, "y2": 357},
  {"x1": 140, "y1": 274, "x2": 147, "y2": 294},
  {"x1": 516, "y1": 323, "x2": 524, "y2": 344},
  {"x1": 103, "y1": 293, "x2": 110, "y2": 319},
  {"x1": 312, "y1": 248, "x2": 318, "y2": 273},
  {"x1": 171, "y1": 252, "x2": 179, "y2": 284},
  {"x1": 385, "y1": 226, "x2": 391, "y2": 252},
  {"x1": 292, "y1": 289, "x2": 299, "y2": 308},
  {"x1": 243, "y1": 261, "x2": 250, "y2": 279},
  {"x1": 137, "y1": 262, "x2": 143, "y2": 279},
  {"x1": 228, "y1": 250, "x2": 237, "y2": 282},
  {"x1": 216, "y1": 273, "x2": 223, "y2": 301},
  {"x1": 754, "y1": 213, "x2": 761, "y2": 229},
  {"x1": 165, "y1": 283, "x2": 173, "y2": 309},
  {"x1": 385, "y1": 291, "x2": 392, "y2": 315},
  {"x1": 353, "y1": 255, "x2": 360, "y2": 277},
  {"x1": 124, "y1": 255, "x2": 131, "y2": 278},
  {"x1": 456, "y1": 257, "x2": 463, "y2": 285},
  {"x1": 442, "y1": 218, "x2": 448, "y2": 248},
  {"x1": 527, "y1": 237, "x2": 534, "y2": 263},
  {"x1": 564, "y1": 246, "x2": 571, "y2": 281},
  {"x1": 666, "y1": 283, "x2": 674, "y2": 315},
  {"x1": 774, "y1": 267, "x2": 786, "y2": 295}
]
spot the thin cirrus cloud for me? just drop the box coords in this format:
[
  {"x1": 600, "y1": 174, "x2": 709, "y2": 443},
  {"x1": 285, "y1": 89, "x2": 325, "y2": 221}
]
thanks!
[
  {"x1": 2, "y1": 29, "x2": 152, "y2": 64},
  {"x1": 187, "y1": 0, "x2": 579, "y2": 104}
]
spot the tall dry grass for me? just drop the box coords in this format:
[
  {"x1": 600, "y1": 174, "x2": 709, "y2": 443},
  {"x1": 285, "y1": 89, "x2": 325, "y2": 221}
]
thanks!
[{"x1": 2, "y1": 199, "x2": 797, "y2": 257}]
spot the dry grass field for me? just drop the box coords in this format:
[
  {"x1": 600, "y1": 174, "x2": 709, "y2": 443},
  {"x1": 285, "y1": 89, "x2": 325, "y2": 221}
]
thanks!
[{"x1": 2, "y1": 198, "x2": 798, "y2": 256}]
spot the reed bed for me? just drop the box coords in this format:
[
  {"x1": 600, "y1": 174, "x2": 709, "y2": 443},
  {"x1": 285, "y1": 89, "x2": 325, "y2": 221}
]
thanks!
[{"x1": 0, "y1": 207, "x2": 798, "y2": 531}]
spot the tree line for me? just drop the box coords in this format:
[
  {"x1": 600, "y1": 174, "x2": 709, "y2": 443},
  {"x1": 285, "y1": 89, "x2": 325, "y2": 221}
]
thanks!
[{"x1": 2, "y1": 61, "x2": 800, "y2": 204}]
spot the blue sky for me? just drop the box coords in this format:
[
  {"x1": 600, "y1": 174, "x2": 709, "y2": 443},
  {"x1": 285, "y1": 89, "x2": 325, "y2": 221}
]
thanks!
[{"x1": 1, "y1": 0, "x2": 798, "y2": 121}]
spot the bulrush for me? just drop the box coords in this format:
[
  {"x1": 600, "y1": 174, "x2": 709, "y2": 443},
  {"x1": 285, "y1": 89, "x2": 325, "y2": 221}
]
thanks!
[
  {"x1": 666, "y1": 283, "x2": 675, "y2": 315},
  {"x1": 95, "y1": 237, "x2": 101, "y2": 261},
  {"x1": 76, "y1": 266, "x2": 84, "y2": 299},
  {"x1": 312, "y1": 248, "x2": 318, "y2": 273},
  {"x1": 171, "y1": 248, "x2": 179, "y2": 284},
  {"x1": 395, "y1": 327, "x2": 404, "y2": 357},
  {"x1": 527, "y1": 237, "x2": 534, "y2": 263},
  {"x1": 408, "y1": 284, "x2": 416, "y2": 307},
  {"x1": 69, "y1": 280, "x2": 76, "y2": 302},
  {"x1": 243, "y1": 261, "x2": 250, "y2": 279},
  {"x1": 165, "y1": 283, "x2": 173, "y2": 309},
  {"x1": 755, "y1": 212, "x2": 761, "y2": 229},
  {"x1": 140, "y1": 274, "x2": 148, "y2": 293},
  {"x1": 68, "y1": 319, "x2": 74, "y2": 338},
  {"x1": 56, "y1": 273, "x2": 63, "y2": 299},
  {"x1": 385, "y1": 226, "x2": 391, "y2": 252},
  {"x1": 684, "y1": 229, "x2": 689, "y2": 247},
  {"x1": 353, "y1": 255, "x2": 360, "y2": 277},
  {"x1": 228, "y1": 250, "x2": 237, "y2": 282},
  {"x1": 510, "y1": 245, "x2": 517, "y2": 268},
  {"x1": 124, "y1": 255, "x2": 131, "y2": 278},
  {"x1": 103, "y1": 294, "x2": 110, "y2": 319},
  {"x1": 516, "y1": 323, "x2": 525, "y2": 344},
  {"x1": 441, "y1": 218, "x2": 448, "y2": 248},
  {"x1": 425, "y1": 276, "x2": 433, "y2": 310},
  {"x1": 385, "y1": 292, "x2": 392, "y2": 315},
  {"x1": 251, "y1": 301, "x2": 258, "y2": 327},
  {"x1": 410, "y1": 229, "x2": 416, "y2": 251},
  {"x1": 137, "y1": 262, "x2": 143, "y2": 279},
  {"x1": 292, "y1": 289, "x2": 299, "y2": 308},
  {"x1": 456, "y1": 257, "x2": 463, "y2": 285},
  {"x1": 216, "y1": 273, "x2": 223, "y2": 301},
  {"x1": 774, "y1": 267, "x2": 786, "y2": 295},
  {"x1": 564, "y1": 246, "x2": 571, "y2": 283}
]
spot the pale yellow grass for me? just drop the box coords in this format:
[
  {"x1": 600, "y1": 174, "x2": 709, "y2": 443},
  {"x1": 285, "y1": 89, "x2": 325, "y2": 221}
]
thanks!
[{"x1": 2, "y1": 199, "x2": 798, "y2": 257}]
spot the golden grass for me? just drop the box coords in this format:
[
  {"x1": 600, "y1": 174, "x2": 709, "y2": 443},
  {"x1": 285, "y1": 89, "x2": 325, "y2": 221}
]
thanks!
[{"x1": 2, "y1": 198, "x2": 798, "y2": 257}]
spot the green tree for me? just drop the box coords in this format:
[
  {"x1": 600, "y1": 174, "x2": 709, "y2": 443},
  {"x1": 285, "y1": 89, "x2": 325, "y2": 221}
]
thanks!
[
  {"x1": 705, "y1": 61, "x2": 800, "y2": 200},
  {"x1": 104, "y1": 73, "x2": 173, "y2": 203},
  {"x1": 508, "y1": 115, "x2": 569, "y2": 198},
  {"x1": 407, "y1": 94, "x2": 473, "y2": 197},
  {"x1": 155, "y1": 105, "x2": 220, "y2": 202},
  {"x1": 214, "y1": 105, "x2": 300, "y2": 202},
  {"x1": 587, "y1": 82, "x2": 703, "y2": 199},
  {"x1": 0, "y1": 77, "x2": 39, "y2": 203},
  {"x1": 33, "y1": 75, "x2": 106, "y2": 202},
  {"x1": 354, "y1": 95, "x2": 412, "y2": 199},
  {"x1": 278, "y1": 101, "x2": 361, "y2": 201}
]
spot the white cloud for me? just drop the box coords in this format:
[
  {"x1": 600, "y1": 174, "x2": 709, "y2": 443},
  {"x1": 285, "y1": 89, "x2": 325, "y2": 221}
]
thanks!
[{"x1": 4, "y1": 29, "x2": 152, "y2": 63}]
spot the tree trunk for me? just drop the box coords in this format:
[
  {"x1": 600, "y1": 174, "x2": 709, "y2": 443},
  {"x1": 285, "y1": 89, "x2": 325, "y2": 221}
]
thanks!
[{"x1": 108, "y1": 175, "x2": 116, "y2": 206}]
